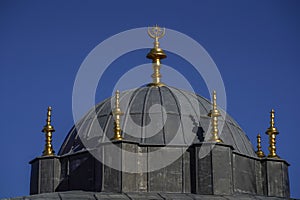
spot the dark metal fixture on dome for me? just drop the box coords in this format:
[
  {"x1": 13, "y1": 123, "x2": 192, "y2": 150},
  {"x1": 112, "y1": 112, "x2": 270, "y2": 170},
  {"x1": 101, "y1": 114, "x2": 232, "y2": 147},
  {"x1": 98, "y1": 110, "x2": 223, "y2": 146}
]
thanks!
[
  {"x1": 266, "y1": 109, "x2": 280, "y2": 158},
  {"x1": 42, "y1": 106, "x2": 55, "y2": 156},
  {"x1": 208, "y1": 90, "x2": 223, "y2": 143},
  {"x1": 256, "y1": 133, "x2": 265, "y2": 158},
  {"x1": 147, "y1": 25, "x2": 166, "y2": 87},
  {"x1": 111, "y1": 90, "x2": 124, "y2": 141}
]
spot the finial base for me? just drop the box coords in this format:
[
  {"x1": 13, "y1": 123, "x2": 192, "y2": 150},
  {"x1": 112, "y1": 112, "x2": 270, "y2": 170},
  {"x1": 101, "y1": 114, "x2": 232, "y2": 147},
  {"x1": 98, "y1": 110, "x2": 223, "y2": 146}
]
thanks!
[
  {"x1": 256, "y1": 151, "x2": 265, "y2": 158},
  {"x1": 111, "y1": 132, "x2": 123, "y2": 141},
  {"x1": 147, "y1": 82, "x2": 165, "y2": 87},
  {"x1": 208, "y1": 137, "x2": 223, "y2": 143},
  {"x1": 111, "y1": 136, "x2": 123, "y2": 141},
  {"x1": 267, "y1": 154, "x2": 280, "y2": 159},
  {"x1": 42, "y1": 150, "x2": 55, "y2": 156},
  {"x1": 208, "y1": 139, "x2": 223, "y2": 143}
]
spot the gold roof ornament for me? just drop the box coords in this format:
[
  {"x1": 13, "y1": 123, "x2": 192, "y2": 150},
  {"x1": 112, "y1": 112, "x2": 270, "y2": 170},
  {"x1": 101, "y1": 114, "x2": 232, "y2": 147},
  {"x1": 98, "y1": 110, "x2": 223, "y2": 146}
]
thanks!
[
  {"x1": 112, "y1": 90, "x2": 124, "y2": 141},
  {"x1": 266, "y1": 109, "x2": 280, "y2": 158},
  {"x1": 42, "y1": 106, "x2": 55, "y2": 156},
  {"x1": 147, "y1": 25, "x2": 167, "y2": 87},
  {"x1": 207, "y1": 91, "x2": 223, "y2": 143},
  {"x1": 256, "y1": 133, "x2": 265, "y2": 158}
]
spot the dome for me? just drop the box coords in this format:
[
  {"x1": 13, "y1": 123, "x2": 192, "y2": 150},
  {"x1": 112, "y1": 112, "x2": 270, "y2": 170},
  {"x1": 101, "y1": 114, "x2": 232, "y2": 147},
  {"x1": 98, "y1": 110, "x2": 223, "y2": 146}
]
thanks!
[
  {"x1": 29, "y1": 27, "x2": 290, "y2": 199},
  {"x1": 59, "y1": 85, "x2": 256, "y2": 157}
]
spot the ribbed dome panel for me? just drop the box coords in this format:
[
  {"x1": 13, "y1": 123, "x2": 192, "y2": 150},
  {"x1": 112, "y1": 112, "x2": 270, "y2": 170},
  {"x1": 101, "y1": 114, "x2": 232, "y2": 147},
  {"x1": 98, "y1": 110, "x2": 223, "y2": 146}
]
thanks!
[{"x1": 59, "y1": 86, "x2": 256, "y2": 157}]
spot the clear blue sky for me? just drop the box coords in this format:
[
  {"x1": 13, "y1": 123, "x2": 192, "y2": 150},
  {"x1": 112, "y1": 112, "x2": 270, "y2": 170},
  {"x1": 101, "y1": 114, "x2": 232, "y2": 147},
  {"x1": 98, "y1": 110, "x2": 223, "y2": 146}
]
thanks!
[{"x1": 0, "y1": 0, "x2": 299, "y2": 198}]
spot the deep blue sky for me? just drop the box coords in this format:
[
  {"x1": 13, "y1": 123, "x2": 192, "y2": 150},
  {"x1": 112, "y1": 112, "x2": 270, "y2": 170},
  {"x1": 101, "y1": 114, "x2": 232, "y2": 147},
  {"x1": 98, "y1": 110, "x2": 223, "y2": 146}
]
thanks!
[{"x1": 0, "y1": 0, "x2": 299, "y2": 198}]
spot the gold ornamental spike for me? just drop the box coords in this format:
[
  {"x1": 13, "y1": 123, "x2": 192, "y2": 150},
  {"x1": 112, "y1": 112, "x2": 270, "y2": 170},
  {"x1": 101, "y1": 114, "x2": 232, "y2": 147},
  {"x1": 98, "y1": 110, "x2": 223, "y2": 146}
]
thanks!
[
  {"x1": 207, "y1": 91, "x2": 223, "y2": 143},
  {"x1": 147, "y1": 25, "x2": 167, "y2": 87},
  {"x1": 266, "y1": 109, "x2": 280, "y2": 158},
  {"x1": 256, "y1": 133, "x2": 265, "y2": 158},
  {"x1": 42, "y1": 106, "x2": 55, "y2": 156},
  {"x1": 112, "y1": 90, "x2": 124, "y2": 141}
]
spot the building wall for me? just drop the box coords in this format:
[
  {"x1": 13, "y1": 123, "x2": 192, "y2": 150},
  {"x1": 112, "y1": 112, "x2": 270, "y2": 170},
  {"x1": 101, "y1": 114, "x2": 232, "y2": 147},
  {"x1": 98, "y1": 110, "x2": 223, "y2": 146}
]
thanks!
[{"x1": 30, "y1": 141, "x2": 290, "y2": 198}]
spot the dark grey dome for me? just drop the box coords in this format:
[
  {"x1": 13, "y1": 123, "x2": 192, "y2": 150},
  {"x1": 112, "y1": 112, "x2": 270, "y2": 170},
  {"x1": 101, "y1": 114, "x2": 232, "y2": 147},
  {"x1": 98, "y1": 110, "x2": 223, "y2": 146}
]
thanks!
[{"x1": 59, "y1": 86, "x2": 256, "y2": 157}]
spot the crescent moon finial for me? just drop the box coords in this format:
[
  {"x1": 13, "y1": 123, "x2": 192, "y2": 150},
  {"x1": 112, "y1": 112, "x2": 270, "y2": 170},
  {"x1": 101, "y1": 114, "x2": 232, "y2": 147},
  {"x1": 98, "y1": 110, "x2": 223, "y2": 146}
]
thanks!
[
  {"x1": 148, "y1": 25, "x2": 166, "y2": 48},
  {"x1": 148, "y1": 25, "x2": 165, "y2": 42}
]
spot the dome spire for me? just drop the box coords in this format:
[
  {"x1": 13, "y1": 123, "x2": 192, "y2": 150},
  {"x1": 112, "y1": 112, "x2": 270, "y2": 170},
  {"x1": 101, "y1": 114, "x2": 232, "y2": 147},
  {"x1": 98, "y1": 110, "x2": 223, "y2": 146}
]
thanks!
[
  {"x1": 42, "y1": 106, "x2": 55, "y2": 156},
  {"x1": 266, "y1": 109, "x2": 280, "y2": 158},
  {"x1": 208, "y1": 91, "x2": 223, "y2": 143},
  {"x1": 147, "y1": 25, "x2": 167, "y2": 87},
  {"x1": 256, "y1": 133, "x2": 265, "y2": 158},
  {"x1": 112, "y1": 90, "x2": 124, "y2": 140}
]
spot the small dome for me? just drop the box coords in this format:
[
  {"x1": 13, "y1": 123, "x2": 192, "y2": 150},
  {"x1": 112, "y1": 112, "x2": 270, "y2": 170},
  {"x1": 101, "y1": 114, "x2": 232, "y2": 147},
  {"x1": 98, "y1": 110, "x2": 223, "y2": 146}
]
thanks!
[{"x1": 59, "y1": 85, "x2": 256, "y2": 157}]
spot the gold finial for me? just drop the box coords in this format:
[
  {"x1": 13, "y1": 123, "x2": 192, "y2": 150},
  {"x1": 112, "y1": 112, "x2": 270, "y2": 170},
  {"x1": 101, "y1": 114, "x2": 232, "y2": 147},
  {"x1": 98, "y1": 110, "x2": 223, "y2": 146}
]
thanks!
[
  {"x1": 207, "y1": 91, "x2": 223, "y2": 143},
  {"x1": 256, "y1": 133, "x2": 265, "y2": 158},
  {"x1": 147, "y1": 25, "x2": 167, "y2": 87},
  {"x1": 266, "y1": 109, "x2": 280, "y2": 158},
  {"x1": 112, "y1": 90, "x2": 124, "y2": 140},
  {"x1": 42, "y1": 106, "x2": 55, "y2": 156}
]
